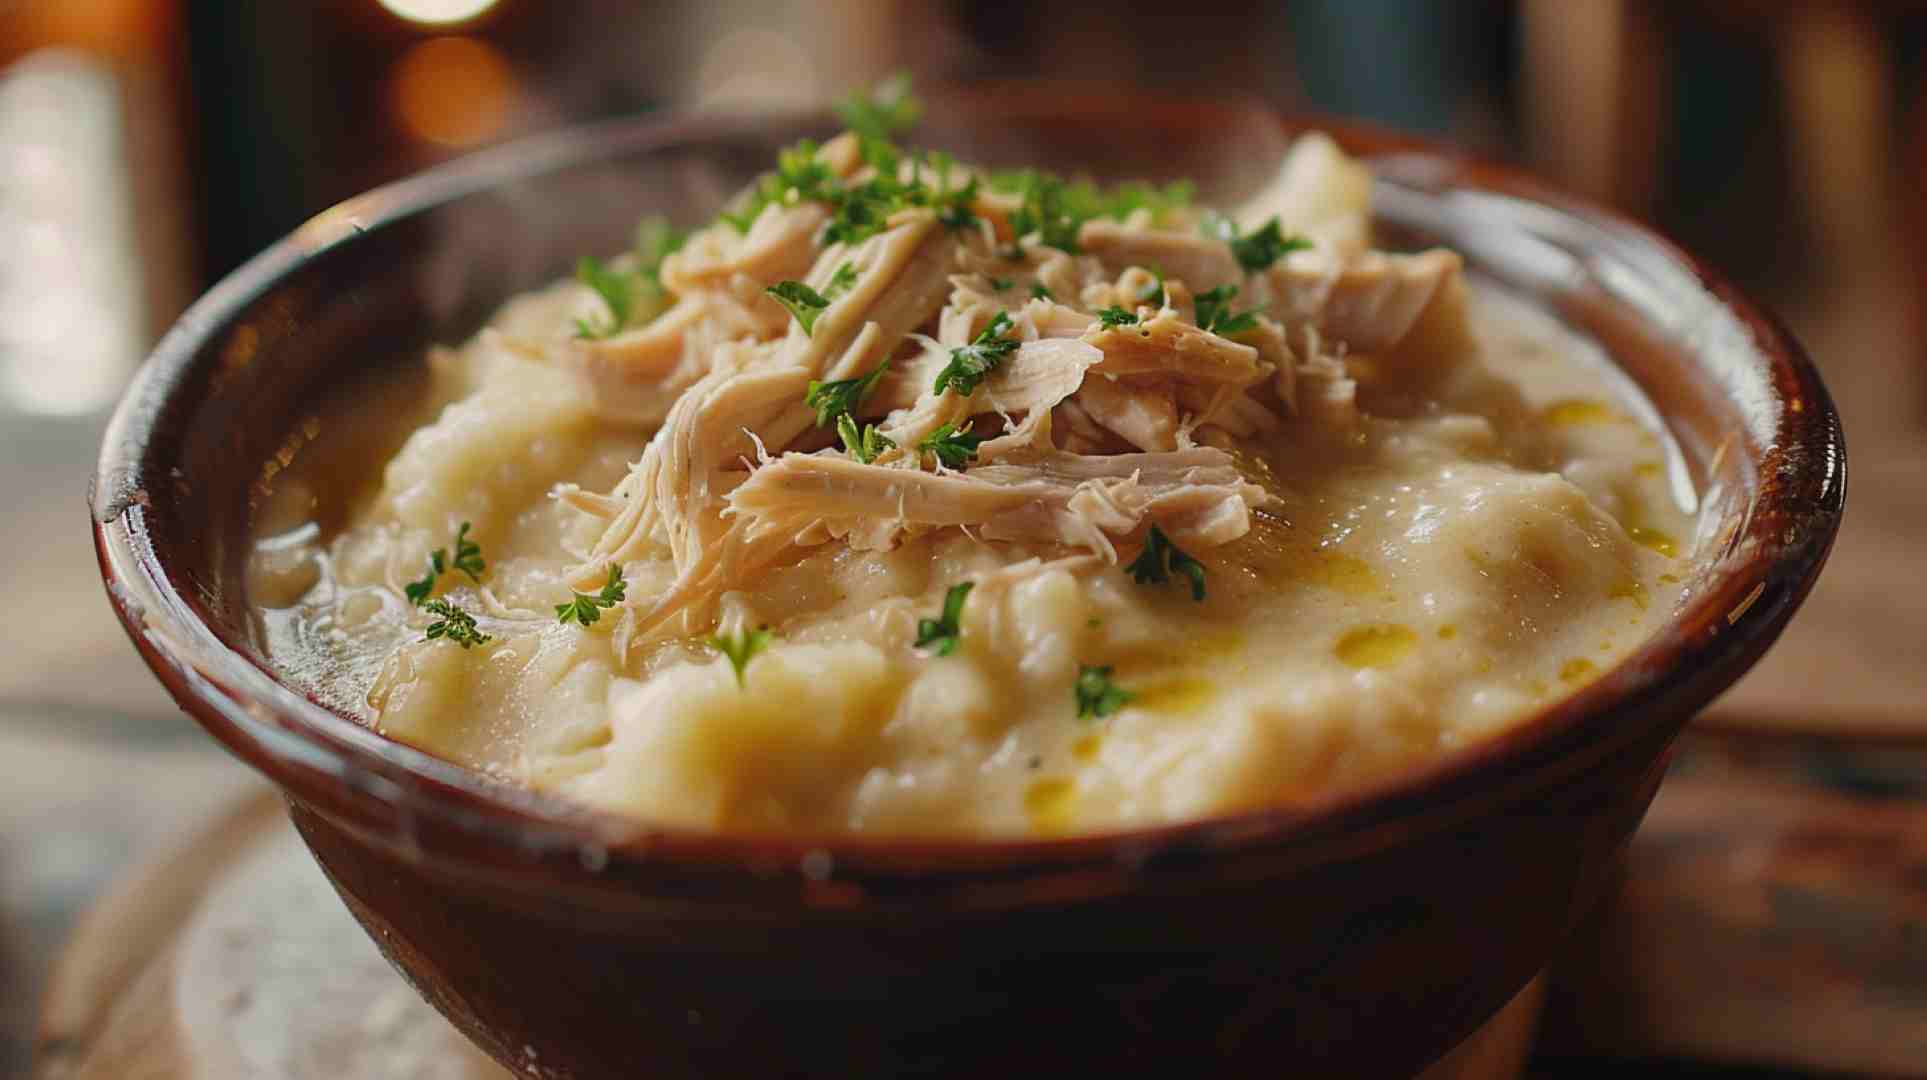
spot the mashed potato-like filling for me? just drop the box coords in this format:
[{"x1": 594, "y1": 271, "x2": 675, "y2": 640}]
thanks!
[{"x1": 251, "y1": 125, "x2": 1693, "y2": 836}]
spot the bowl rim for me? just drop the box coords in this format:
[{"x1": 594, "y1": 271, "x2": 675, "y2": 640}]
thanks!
[{"x1": 92, "y1": 89, "x2": 1846, "y2": 892}]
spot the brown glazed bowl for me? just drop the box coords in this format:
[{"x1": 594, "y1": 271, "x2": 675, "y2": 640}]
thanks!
[{"x1": 92, "y1": 87, "x2": 1843, "y2": 1078}]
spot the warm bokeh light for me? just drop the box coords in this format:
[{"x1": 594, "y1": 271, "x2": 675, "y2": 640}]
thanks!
[
  {"x1": 390, "y1": 35, "x2": 516, "y2": 148},
  {"x1": 375, "y1": 0, "x2": 499, "y2": 27}
]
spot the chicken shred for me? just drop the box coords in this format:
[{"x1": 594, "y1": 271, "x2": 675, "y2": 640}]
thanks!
[{"x1": 520, "y1": 130, "x2": 1468, "y2": 634}]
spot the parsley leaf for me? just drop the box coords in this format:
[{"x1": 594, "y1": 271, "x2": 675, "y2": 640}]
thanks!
[
  {"x1": 1138, "y1": 270, "x2": 1168, "y2": 308},
  {"x1": 1030, "y1": 282, "x2": 1054, "y2": 301},
  {"x1": 1094, "y1": 306, "x2": 1139, "y2": 329},
  {"x1": 915, "y1": 581, "x2": 974, "y2": 656},
  {"x1": 766, "y1": 280, "x2": 835, "y2": 336},
  {"x1": 422, "y1": 598, "x2": 490, "y2": 649},
  {"x1": 834, "y1": 72, "x2": 922, "y2": 139},
  {"x1": 634, "y1": 216, "x2": 686, "y2": 274},
  {"x1": 707, "y1": 626, "x2": 774, "y2": 688},
  {"x1": 403, "y1": 549, "x2": 444, "y2": 606},
  {"x1": 573, "y1": 256, "x2": 638, "y2": 339},
  {"x1": 449, "y1": 521, "x2": 484, "y2": 582},
  {"x1": 404, "y1": 521, "x2": 484, "y2": 605},
  {"x1": 1192, "y1": 283, "x2": 1261, "y2": 338},
  {"x1": 825, "y1": 260, "x2": 858, "y2": 296},
  {"x1": 933, "y1": 311, "x2": 1020, "y2": 397},
  {"x1": 1074, "y1": 664, "x2": 1133, "y2": 720},
  {"x1": 916, "y1": 421, "x2": 984, "y2": 469},
  {"x1": 836, "y1": 412, "x2": 895, "y2": 463},
  {"x1": 555, "y1": 565, "x2": 627, "y2": 627},
  {"x1": 1124, "y1": 523, "x2": 1208, "y2": 601},
  {"x1": 805, "y1": 355, "x2": 891, "y2": 428},
  {"x1": 1202, "y1": 214, "x2": 1312, "y2": 272},
  {"x1": 720, "y1": 139, "x2": 835, "y2": 233},
  {"x1": 989, "y1": 276, "x2": 1014, "y2": 291}
]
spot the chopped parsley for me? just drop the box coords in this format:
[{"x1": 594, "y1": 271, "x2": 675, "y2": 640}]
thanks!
[
  {"x1": 720, "y1": 138, "x2": 836, "y2": 233},
  {"x1": 1074, "y1": 664, "x2": 1132, "y2": 720},
  {"x1": 1202, "y1": 214, "x2": 1311, "y2": 272},
  {"x1": 1094, "y1": 305, "x2": 1139, "y2": 329},
  {"x1": 572, "y1": 220, "x2": 685, "y2": 339},
  {"x1": 766, "y1": 280, "x2": 835, "y2": 336},
  {"x1": 707, "y1": 626, "x2": 774, "y2": 688},
  {"x1": 833, "y1": 71, "x2": 922, "y2": 139},
  {"x1": 916, "y1": 421, "x2": 984, "y2": 469},
  {"x1": 404, "y1": 521, "x2": 484, "y2": 606},
  {"x1": 1138, "y1": 270, "x2": 1168, "y2": 308},
  {"x1": 422, "y1": 599, "x2": 489, "y2": 649},
  {"x1": 770, "y1": 261, "x2": 859, "y2": 339},
  {"x1": 989, "y1": 276, "x2": 1014, "y2": 291},
  {"x1": 1029, "y1": 282, "x2": 1054, "y2": 301},
  {"x1": 805, "y1": 356, "x2": 891, "y2": 427},
  {"x1": 837, "y1": 412, "x2": 895, "y2": 463},
  {"x1": 915, "y1": 581, "x2": 974, "y2": 656},
  {"x1": 993, "y1": 171, "x2": 1195, "y2": 256},
  {"x1": 403, "y1": 551, "x2": 444, "y2": 607},
  {"x1": 634, "y1": 216, "x2": 685, "y2": 273},
  {"x1": 933, "y1": 311, "x2": 1020, "y2": 397},
  {"x1": 1192, "y1": 283, "x2": 1261, "y2": 338},
  {"x1": 573, "y1": 257, "x2": 636, "y2": 339},
  {"x1": 1125, "y1": 523, "x2": 1208, "y2": 601},
  {"x1": 555, "y1": 565, "x2": 627, "y2": 627}
]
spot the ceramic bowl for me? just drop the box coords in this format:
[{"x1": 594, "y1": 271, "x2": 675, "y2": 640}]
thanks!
[{"x1": 92, "y1": 87, "x2": 1844, "y2": 1078}]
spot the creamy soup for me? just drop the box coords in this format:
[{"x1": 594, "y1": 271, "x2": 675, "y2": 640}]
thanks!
[{"x1": 250, "y1": 112, "x2": 1695, "y2": 836}]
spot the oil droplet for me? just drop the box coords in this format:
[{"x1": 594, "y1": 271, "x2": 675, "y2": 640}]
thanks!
[
  {"x1": 1335, "y1": 624, "x2": 1417, "y2": 669},
  {"x1": 1609, "y1": 580, "x2": 1650, "y2": 611},
  {"x1": 1025, "y1": 778, "x2": 1075, "y2": 833},
  {"x1": 1543, "y1": 398, "x2": 1622, "y2": 428},
  {"x1": 1437, "y1": 624, "x2": 1458, "y2": 640},
  {"x1": 1071, "y1": 734, "x2": 1102, "y2": 761},
  {"x1": 1293, "y1": 549, "x2": 1384, "y2": 596},
  {"x1": 1559, "y1": 658, "x2": 1597, "y2": 683},
  {"x1": 1130, "y1": 677, "x2": 1215, "y2": 715},
  {"x1": 1628, "y1": 526, "x2": 1678, "y2": 558}
]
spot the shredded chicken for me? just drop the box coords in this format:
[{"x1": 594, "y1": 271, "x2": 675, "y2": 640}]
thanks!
[{"x1": 513, "y1": 129, "x2": 1480, "y2": 637}]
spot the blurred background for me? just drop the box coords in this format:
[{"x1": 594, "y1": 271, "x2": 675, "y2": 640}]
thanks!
[{"x1": 3, "y1": 1, "x2": 1923, "y2": 1077}]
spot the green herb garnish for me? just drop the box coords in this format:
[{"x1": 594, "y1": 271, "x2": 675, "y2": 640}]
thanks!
[
  {"x1": 833, "y1": 71, "x2": 922, "y2": 139},
  {"x1": 806, "y1": 355, "x2": 891, "y2": 428},
  {"x1": 837, "y1": 413, "x2": 895, "y2": 464},
  {"x1": 403, "y1": 550, "x2": 445, "y2": 607},
  {"x1": 989, "y1": 276, "x2": 1014, "y2": 291},
  {"x1": 1138, "y1": 270, "x2": 1168, "y2": 308},
  {"x1": 1094, "y1": 305, "x2": 1139, "y2": 329},
  {"x1": 766, "y1": 280, "x2": 835, "y2": 335},
  {"x1": 1030, "y1": 282, "x2": 1054, "y2": 301},
  {"x1": 404, "y1": 521, "x2": 484, "y2": 606},
  {"x1": 916, "y1": 421, "x2": 985, "y2": 469},
  {"x1": 1125, "y1": 523, "x2": 1207, "y2": 601},
  {"x1": 933, "y1": 311, "x2": 1020, "y2": 397},
  {"x1": 573, "y1": 256, "x2": 637, "y2": 339},
  {"x1": 1074, "y1": 664, "x2": 1132, "y2": 720},
  {"x1": 1192, "y1": 283, "x2": 1261, "y2": 338},
  {"x1": 707, "y1": 626, "x2": 774, "y2": 688},
  {"x1": 769, "y1": 262, "x2": 860, "y2": 338},
  {"x1": 1202, "y1": 214, "x2": 1311, "y2": 272},
  {"x1": 422, "y1": 599, "x2": 490, "y2": 649},
  {"x1": 915, "y1": 582, "x2": 974, "y2": 656},
  {"x1": 555, "y1": 565, "x2": 627, "y2": 627}
]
